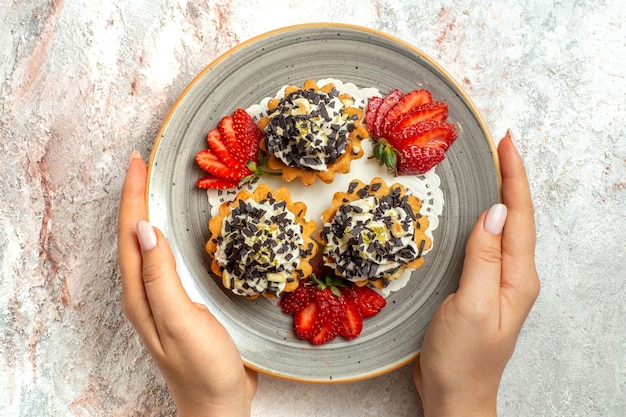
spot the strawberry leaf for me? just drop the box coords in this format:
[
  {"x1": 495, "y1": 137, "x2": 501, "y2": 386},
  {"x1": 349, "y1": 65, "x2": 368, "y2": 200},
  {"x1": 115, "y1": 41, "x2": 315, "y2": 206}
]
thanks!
[
  {"x1": 369, "y1": 138, "x2": 402, "y2": 175},
  {"x1": 238, "y1": 151, "x2": 281, "y2": 186}
]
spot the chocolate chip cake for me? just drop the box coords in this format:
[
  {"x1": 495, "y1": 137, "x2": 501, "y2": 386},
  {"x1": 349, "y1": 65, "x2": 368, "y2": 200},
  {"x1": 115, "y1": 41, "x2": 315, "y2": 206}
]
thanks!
[
  {"x1": 258, "y1": 79, "x2": 369, "y2": 185},
  {"x1": 206, "y1": 184, "x2": 318, "y2": 299},
  {"x1": 318, "y1": 177, "x2": 431, "y2": 289}
]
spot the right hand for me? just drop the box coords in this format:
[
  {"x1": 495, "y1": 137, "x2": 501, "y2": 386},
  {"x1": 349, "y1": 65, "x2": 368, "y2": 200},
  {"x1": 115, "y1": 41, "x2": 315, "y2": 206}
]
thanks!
[{"x1": 413, "y1": 131, "x2": 540, "y2": 416}]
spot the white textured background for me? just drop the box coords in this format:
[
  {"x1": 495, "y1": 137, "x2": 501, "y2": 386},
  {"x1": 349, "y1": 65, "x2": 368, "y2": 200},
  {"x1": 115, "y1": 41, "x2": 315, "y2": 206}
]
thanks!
[{"x1": 1, "y1": 1, "x2": 624, "y2": 416}]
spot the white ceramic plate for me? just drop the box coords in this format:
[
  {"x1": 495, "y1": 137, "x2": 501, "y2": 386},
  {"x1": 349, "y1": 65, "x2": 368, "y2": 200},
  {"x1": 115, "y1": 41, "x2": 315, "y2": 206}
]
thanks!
[{"x1": 147, "y1": 23, "x2": 500, "y2": 383}]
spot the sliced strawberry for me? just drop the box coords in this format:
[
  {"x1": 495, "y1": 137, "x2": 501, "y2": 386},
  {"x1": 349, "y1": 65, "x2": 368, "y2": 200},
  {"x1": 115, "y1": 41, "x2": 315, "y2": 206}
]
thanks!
[
  {"x1": 218, "y1": 116, "x2": 244, "y2": 164},
  {"x1": 309, "y1": 289, "x2": 345, "y2": 345},
  {"x1": 365, "y1": 96, "x2": 384, "y2": 132},
  {"x1": 195, "y1": 175, "x2": 240, "y2": 190},
  {"x1": 316, "y1": 288, "x2": 346, "y2": 324},
  {"x1": 232, "y1": 108, "x2": 264, "y2": 164},
  {"x1": 282, "y1": 273, "x2": 389, "y2": 344},
  {"x1": 391, "y1": 120, "x2": 457, "y2": 151},
  {"x1": 381, "y1": 89, "x2": 433, "y2": 136},
  {"x1": 196, "y1": 148, "x2": 218, "y2": 162},
  {"x1": 206, "y1": 128, "x2": 244, "y2": 169},
  {"x1": 371, "y1": 89, "x2": 403, "y2": 138},
  {"x1": 294, "y1": 301, "x2": 322, "y2": 340},
  {"x1": 398, "y1": 145, "x2": 446, "y2": 175},
  {"x1": 339, "y1": 288, "x2": 363, "y2": 340},
  {"x1": 352, "y1": 286, "x2": 386, "y2": 318},
  {"x1": 341, "y1": 301, "x2": 363, "y2": 340},
  {"x1": 196, "y1": 149, "x2": 250, "y2": 180},
  {"x1": 391, "y1": 101, "x2": 449, "y2": 134},
  {"x1": 310, "y1": 321, "x2": 340, "y2": 345},
  {"x1": 281, "y1": 283, "x2": 313, "y2": 315},
  {"x1": 367, "y1": 88, "x2": 457, "y2": 175}
]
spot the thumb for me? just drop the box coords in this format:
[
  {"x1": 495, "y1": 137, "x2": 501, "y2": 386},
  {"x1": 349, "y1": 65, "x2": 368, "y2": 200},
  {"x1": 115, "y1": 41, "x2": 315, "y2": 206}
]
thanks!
[
  {"x1": 136, "y1": 220, "x2": 194, "y2": 318},
  {"x1": 456, "y1": 204, "x2": 508, "y2": 303}
]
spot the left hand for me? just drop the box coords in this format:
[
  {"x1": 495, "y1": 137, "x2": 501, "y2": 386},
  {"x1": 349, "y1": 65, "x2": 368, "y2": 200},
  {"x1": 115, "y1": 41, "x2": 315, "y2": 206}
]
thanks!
[{"x1": 117, "y1": 152, "x2": 257, "y2": 417}]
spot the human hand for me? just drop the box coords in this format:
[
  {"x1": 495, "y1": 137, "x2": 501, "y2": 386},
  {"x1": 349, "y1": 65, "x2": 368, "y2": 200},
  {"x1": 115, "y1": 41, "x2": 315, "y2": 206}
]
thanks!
[
  {"x1": 413, "y1": 131, "x2": 540, "y2": 417},
  {"x1": 117, "y1": 152, "x2": 257, "y2": 417}
]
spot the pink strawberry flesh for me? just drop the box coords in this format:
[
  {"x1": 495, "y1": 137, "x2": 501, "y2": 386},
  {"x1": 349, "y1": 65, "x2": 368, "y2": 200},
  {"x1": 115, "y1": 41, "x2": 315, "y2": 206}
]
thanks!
[
  {"x1": 391, "y1": 101, "x2": 449, "y2": 134},
  {"x1": 365, "y1": 96, "x2": 384, "y2": 133},
  {"x1": 391, "y1": 120, "x2": 457, "y2": 151},
  {"x1": 372, "y1": 90, "x2": 403, "y2": 138},
  {"x1": 195, "y1": 176, "x2": 239, "y2": 190},
  {"x1": 398, "y1": 145, "x2": 446, "y2": 175},
  {"x1": 339, "y1": 290, "x2": 363, "y2": 340},
  {"x1": 294, "y1": 301, "x2": 321, "y2": 340},
  {"x1": 196, "y1": 149, "x2": 251, "y2": 180},
  {"x1": 218, "y1": 116, "x2": 245, "y2": 164},
  {"x1": 206, "y1": 128, "x2": 244, "y2": 170},
  {"x1": 380, "y1": 89, "x2": 433, "y2": 136}
]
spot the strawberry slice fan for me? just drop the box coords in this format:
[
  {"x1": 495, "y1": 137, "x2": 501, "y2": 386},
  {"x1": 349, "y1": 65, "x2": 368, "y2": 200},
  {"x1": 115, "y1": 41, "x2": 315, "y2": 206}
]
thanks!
[
  {"x1": 195, "y1": 108, "x2": 266, "y2": 190},
  {"x1": 366, "y1": 89, "x2": 458, "y2": 175},
  {"x1": 281, "y1": 273, "x2": 386, "y2": 345}
]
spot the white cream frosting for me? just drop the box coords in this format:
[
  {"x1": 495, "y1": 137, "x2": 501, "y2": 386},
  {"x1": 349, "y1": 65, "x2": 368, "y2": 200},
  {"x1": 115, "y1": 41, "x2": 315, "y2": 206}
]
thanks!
[
  {"x1": 214, "y1": 197, "x2": 304, "y2": 298},
  {"x1": 263, "y1": 89, "x2": 354, "y2": 171},
  {"x1": 321, "y1": 194, "x2": 421, "y2": 282}
]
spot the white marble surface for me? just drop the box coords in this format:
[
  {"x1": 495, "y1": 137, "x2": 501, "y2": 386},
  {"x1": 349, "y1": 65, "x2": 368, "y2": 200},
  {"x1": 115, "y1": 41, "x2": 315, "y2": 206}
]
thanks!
[{"x1": 1, "y1": 1, "x2": 625, "y2": 416}]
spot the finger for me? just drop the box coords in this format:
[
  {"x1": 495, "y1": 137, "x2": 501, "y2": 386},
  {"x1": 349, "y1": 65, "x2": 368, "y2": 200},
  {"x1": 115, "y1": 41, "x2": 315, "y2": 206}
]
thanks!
[
  {"x1": 136, "y1": 221, "x2": 197, "y2": 340},
  {"x1": 499, "y1": 131, "x2": 535, "y2": 253},
  {"x1": 118, "y1": 153, "x2": 156, "y2": 335},
  {"x1": 498, "y1": 132, "x2": 540, "y2": 317},
  {"x1": 456, "y1": 204, "x2": 508, "y2": 310},
  {"x1": 118, "y1": 152, "x2": 146, "y2": 278}
]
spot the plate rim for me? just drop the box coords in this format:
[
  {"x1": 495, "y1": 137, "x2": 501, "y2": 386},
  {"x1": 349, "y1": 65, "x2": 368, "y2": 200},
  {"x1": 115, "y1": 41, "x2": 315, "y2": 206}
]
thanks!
[{"x1": 146, "y1": 22, "x2": 502, "y2": 383}]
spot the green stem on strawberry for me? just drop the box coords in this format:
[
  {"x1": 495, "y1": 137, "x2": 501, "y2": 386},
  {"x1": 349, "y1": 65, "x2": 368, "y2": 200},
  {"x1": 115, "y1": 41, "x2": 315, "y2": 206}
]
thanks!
[
  {"x1": 369, "y1": 137, "x2": 402, "y2": 176},
  {"x1": 309, "y1": 272, "x2": 349, "y2": 297},
  {"x1": 238, "y1": 151, "x2": 281, "y2": 186}
]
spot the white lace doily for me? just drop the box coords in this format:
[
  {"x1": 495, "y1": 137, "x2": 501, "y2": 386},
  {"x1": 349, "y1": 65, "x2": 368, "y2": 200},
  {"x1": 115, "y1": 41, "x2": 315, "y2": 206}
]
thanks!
[{"x1": 205, "y1": 79, "x2": 445, "y2": 296}]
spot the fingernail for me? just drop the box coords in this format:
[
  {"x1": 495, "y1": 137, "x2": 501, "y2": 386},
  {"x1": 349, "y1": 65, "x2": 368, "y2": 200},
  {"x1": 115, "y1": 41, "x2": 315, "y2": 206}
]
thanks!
[
  {"x1": 136, "y1": 220, "x2": 157, "y2": 251},
  {"x1": 505, "y1": 129, "x2": 520, "y2": 153},
  {"x1": 128, "y1": 150, "x2": 142, "y2": 168},
  {"x1": 484, "y1": 203, "x2": 508, "y2": 235}
]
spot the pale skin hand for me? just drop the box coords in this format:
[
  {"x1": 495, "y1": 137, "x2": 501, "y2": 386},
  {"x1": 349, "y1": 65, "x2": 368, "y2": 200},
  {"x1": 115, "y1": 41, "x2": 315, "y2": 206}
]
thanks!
[
  {"x1": 413, "y1": 131, "x2": 540, "y2": 417},
  {"x1": 117, "y1": 152, "x2": 258, "y2": 417}
]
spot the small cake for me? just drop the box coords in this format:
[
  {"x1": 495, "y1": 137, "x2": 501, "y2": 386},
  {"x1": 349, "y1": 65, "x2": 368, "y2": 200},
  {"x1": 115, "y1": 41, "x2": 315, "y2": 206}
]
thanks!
[
  {"x1": 318, "y1": 177, "x2": 431, "y2": 289},
  {"x1": 206, "y1": 184, "x2": 318, "y2": 299},
  {"x1": 258, "y1": 79, "x2": 369, "y2": 185}
]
